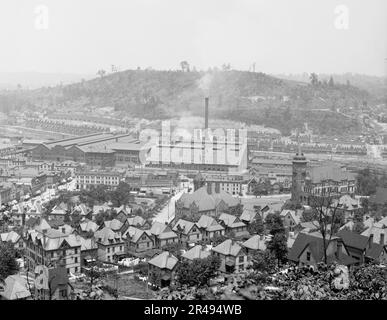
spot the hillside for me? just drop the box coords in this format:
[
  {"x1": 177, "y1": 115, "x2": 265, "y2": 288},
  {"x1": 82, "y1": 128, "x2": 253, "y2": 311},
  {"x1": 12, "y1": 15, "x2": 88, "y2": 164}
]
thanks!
[{"x1": 0, "y1": 69, "x2": 374, "y2": 136}]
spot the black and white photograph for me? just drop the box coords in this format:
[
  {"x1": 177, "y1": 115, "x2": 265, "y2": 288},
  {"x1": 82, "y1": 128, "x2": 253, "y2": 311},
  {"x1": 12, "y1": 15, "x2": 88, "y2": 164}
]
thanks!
[{"x1": 0, "y1": 0, "x2": 386, "y2": 306}]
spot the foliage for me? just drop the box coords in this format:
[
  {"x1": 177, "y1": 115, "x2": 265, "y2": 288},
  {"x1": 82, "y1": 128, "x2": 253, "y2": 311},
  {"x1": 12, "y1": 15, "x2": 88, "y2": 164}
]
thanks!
[
  {"x1": 0, "y1": 242, "x2": 19, "y2": 281},
  {"x1": 161, "y1": 242, "x2": 183, "y2": 257},
  {"x1": 266, "y1": 214, "x2": 288, "y2": 266},
  {"x1": 251, "y1": 250, "x2": 277, "y2": 273},
  {"x1": 247, "y1": 215, "x2": 264, "y2": 235},
  {"x1": 176, "y1": 255, "x2": 221, "y2": 287}
]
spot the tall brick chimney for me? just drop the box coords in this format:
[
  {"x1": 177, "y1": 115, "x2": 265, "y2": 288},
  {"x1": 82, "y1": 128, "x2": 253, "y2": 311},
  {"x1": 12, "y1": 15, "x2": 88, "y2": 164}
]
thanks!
[{"x1": 204, "y1": 97, "x2": 209, "y2": 129}]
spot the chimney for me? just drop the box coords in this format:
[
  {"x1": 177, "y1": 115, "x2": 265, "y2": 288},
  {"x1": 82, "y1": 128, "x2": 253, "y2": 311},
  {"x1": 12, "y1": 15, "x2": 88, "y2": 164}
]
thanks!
[
  {"x1": 369, "y1": 234, "x2": 374, "y2": 248},
  {"x1": 43, "y1": 229, "x2": 47, "y2": 248},
  {"x1": 204, "y1": 97, "x2": 209, "y2": 130},
  {"x1": 61, "y1": 227, "x2": 66, "y2": 234},
  {"x1": 336, "y1": 240, "x2": 342, "y2": 259},
  {"x1": 206, "y1": 182, "x2": 212, "y2": 195},
  {"x1": 380, "y1": 233, "x2": 385, "y2": 245}
]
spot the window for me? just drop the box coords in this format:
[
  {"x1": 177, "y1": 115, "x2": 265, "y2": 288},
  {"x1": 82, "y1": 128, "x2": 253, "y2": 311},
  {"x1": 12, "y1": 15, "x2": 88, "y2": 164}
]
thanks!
[
  {"x1": 74, "y1": 257, "x2": 78, "y2": 263},
  {"x1": 74, "y1": 248, "x2": 78, "y2": 254},
  {"x1": 306, "y1": 252, "x2": 311, "y2": 261},
  {"x1": 238, "y1": 256, "x2": 244, "y2": 263}
]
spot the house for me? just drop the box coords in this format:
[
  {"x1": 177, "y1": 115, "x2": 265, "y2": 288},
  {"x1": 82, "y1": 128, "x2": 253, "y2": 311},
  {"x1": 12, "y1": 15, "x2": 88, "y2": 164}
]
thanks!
[
  {"x1": 212, "y1": 239, "x2": 249, "y2": 273},
  {"x1": 218, "y1": 213, "x2": 249, "y2": 238},
  {"x1": 361, "y1": 218, "x2": 387, "y2": 246},
  {"x1": 181, "y1": 245, "x2": 211, "y2": 262},
  {"x1": 175, "y1": 185, "x2": 240, "y2": 221},
  {"x1": 71, "y1": 204, "x2": 92, "y2": 219},
  {"x1": 280, "y1": 210, "x2": 301, "y2": 232},
  {"x1": 333, "y1": 195, "x2": 363, "y2": 222},
  {"x1": 103, "y1": 218, "x2": 128, "y2": 234},
  {"x1": 48, "y1": 202, "x2": 69, "y2": 223},
  {"x1": 172, "y1": 219, "x2": 202, "y2": 247},
  {"x1": 125, "y1": 226, "x2": 154, "y2": 253},
  {"x1": 0, "y1": 275, "x2": 31, "y2": 300},
  {"x1": 196, "y1": 215, "x2": 225, "y2": 241},
  {"x1": 148, "y1": 251, "x2": 179, "y2": 287},
  {"x1": 34, "y1": 266, "x2": 73, "y2": 300},
  {"x1": 1, "y1": 231, "x2": 24, "y2": 250},
  {"x1": 148, "y1": 222, "x2": 178, "y2": 249},
  {"x1": 24, "y1": 228, "x2": 82, "y2": 274},
  {"x1": 10, "y1": 203, "x2": 26, "y2": 227},
  {"x1": 79, "y1": 237, "x2": 98, "y2": 266},
  {"x1": 365, "y1": 243, "x2": 387, "y2": 264},
  {"x1": 26, "y1": 202, "x2": 43, "y2": 219},
  {"x1": 288, "y1": 232, "x2": 358, "y2": 269},
  {"x1": 239, "y1": 208, "x2": 258, "y2": 225},
  {"x1": 337, "y1": 230, "x2": 372, "y2": 264},
  {"x1": 241, "y1": 234, "x2": 267, "y2": 255},
  {"x1": 298, "y1": 221, "x2": 320, "y2": 234},
  {"x1": 78, "y1": 219, "x2": 99, "y2": 234},
  {"x1": 94, "y1": 227, "x2": 125, "y2": 263},
  {"x1": 127, "y1": 215, "x2": 149, "y2": 229}
]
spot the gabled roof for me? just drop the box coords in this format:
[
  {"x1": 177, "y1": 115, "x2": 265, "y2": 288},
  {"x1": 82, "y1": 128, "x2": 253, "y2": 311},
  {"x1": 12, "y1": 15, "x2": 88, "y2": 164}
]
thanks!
[
  {"x1": 125, "y1": 226, "x2": 152, "y2": 243},
  {"x1": 71, "y1": 204, "x2": 91, "y2": 216},
  {"x1": 218, "y1": 213, "x2": 246, "y2": 228},
  {"x1": 0, "y1": 275, "x2": 31, "y2": 300},
  {"x1": 0, "y1": 231, "x2": 21, "y2": 244},
  {"x1": 361, "y1": 225, "x2": 387, "y2": 246},
  {"x1": 280, "y1": 210, "x2": 301, "y2": 225},
  {"x1": 127, "y1": 215, "x2": 146, "y2": 227},
  {"x1": 94, "y1": 227, "x2": 124, "y2": 246},
  {"x1": 177, "y1": 186, "x2": 239, "y2": 212},
  {"x1": 288, "y1": 232, "x2": 331, "y2": 263},
  {"x1": 79, "y1": 220, "x2": 99, "y2": 233},
  {"x1": 172, "y1": 219, "x2": 197, "y2": 235},
  {"x1": 240, "y1": 209, "x2": 257, "y2": 223},
  {"x1": 104, "y1": 219, "x2": 123, "y2": 232},
  {"x1": 182, "y1": 245, "x2": 211, "y2": 261},
  {"x1": 242, "y1": 235, "x2": 267, "y2": 251},
  {"x1": 79, "y1": 237, "x2": 98, "y2": 251},
  {"x1": 212, "y1": 239, "x2": 242, "y2": 257},
  {"x1": 337, "y1": 230, "x2": 370, "y2": 250},
  {"x1": 365, "y1": 243, "x2": 386, "y2": 260},
  {"x1": 148, "y1": 251, "x2": 178, "y2": 270},
  {"x1": 149, "y1": 222, "x2": 169, "y2": 236},
  {"x1": 27, "y1": 229, "x2": 82, "y2": 251}
]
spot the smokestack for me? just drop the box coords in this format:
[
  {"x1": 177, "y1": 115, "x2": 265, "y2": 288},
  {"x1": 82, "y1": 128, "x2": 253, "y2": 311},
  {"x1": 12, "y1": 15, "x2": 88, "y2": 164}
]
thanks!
[{"x1": 205, "y1": 97, "x2": 209, "y2": 129}]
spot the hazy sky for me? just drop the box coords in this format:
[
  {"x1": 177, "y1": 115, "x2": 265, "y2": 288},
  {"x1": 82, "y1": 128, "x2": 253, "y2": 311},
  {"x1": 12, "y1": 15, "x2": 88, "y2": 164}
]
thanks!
[{"x1": 0, "y1": 0, "x2": 386, "y2": 76}]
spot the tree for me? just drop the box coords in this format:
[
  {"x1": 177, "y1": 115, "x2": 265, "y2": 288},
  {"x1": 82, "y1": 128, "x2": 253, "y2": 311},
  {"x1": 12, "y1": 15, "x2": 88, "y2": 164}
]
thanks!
[
  {"x1": 97, "y1": 69, "x2": 106, "y2": 78},
  {"x1": 247, "y1": 214, "x2": 264, "y2": 235},
  {"x1": 161, "y1": 242, "x2": 183, "y2": 257},
  {"x1": 353, "y1": 209, "x2": 365, "y2": 234},
  {"x1": 309, "y1": 73, "x2": 319, "y2": 86},
  {"x1": 328, "y1": 76, "x2": 334, "y2": 87},
  {"x1": 307, "y1": 194, "x2": 343, "y2": 264},
  {"x1": 251, "y1": 250, "x2": 277, "y2": 273},
  {"x1": 84, "y1": 262, "x2": 104, "y2": 288},
  {"x1": 109, "y1": 182, "x2": 132, "y2": 207},
  {"x1": 266, "y1": 215, "x2": 288, "y2": 267},
  {"x1": 176, "y1": 255, "x2": 220, "y2": 287},
  {"x1": 0, "y1": 242, "x2": 19, "y2": 281},
  {"x1": 180, "y1": 61, "x2": 190, "y2": 72},
  {"x1": 356, "y1": 168, "x2": 379, "y2": 196}
]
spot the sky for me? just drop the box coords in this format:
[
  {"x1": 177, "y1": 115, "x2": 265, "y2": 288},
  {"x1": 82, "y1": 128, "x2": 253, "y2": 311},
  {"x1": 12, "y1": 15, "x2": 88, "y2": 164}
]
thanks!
[{"x1": 0, "y1": 0, "x2": 386, "y2": 76}]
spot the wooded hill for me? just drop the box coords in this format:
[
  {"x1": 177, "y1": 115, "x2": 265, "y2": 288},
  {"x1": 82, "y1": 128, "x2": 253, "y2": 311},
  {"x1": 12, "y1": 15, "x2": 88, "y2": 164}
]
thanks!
[{"x1": 0, "y1": 69, "x2": 374, "y2": 136}]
